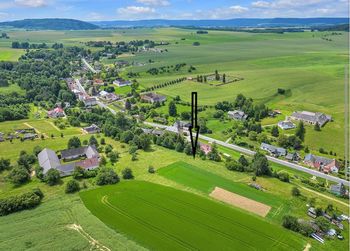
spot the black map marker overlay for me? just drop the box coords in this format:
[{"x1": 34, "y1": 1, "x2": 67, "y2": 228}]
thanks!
[{"x1": 189, "y1": 92, "x2": 200, "y2": 158}]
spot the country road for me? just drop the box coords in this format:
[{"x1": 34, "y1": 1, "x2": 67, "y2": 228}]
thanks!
[{"x1": 144, "y1": 122, "x2": 350, "y2": 186}]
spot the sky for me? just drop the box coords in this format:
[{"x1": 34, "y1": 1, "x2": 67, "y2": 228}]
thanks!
[{"x1": 0, "y1": 0, "x2": 348, "y2": 21}]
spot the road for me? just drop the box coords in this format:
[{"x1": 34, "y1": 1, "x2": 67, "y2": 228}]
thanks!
[
  {"x1": 96, "y1": 100, "x2": 116, "y2": 115},
  {"x1": 144, "y1": 122, "x2": 350, "y2": 186},
  {"x1": 82, "y1": 58, "x2": 97, "y2": 74}
]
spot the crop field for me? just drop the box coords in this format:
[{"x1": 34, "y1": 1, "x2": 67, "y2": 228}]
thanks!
[
  {"x1": 158, "y1": 161, "x2": 288, "y2": 220},
  {"x1": 80, "y1": 181, "x2": 306, "y2": 251}
]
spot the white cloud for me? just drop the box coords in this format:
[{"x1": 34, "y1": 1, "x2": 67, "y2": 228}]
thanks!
[
  {"x1": 251, "y1": 1, "x2": 271, "y2": 8},
  {"x1": 0, "y1": 12, "x2": 9, "y2": 20},
  {"x1": 117, "y1": 6, "x2": 155, "y2": 15},
  {"x1": 229, "y1": 5, "x2": 249, "y2": 13},
  {"x1": 14, "y1": 0, "x2": 47, "y2": 8},
  {"x1": 136, "y1": 0, "x2": 170, "y2": 7}
]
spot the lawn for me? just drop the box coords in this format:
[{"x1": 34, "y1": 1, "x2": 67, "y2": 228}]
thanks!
[{"x1": 80, "y1": 180, "x2": 306, "y2": 251}]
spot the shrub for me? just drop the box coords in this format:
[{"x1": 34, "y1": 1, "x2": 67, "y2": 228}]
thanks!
[
  {"x1": 7, "y1": 166, "x2": 30, "y2": 185},
  {"x1": 65, "y1": 180, "x2": 80, "y2": 193},
  {"x1": 122, "y1": 168, "x2": 134, "y2": 179},
  {"x1": 282, "y1": 215, "x2": 299, "y2": 232},
  {"x1": 148, "y1": 166, "x2": 155, "y2": 174},
  {"x1": 0, "y1": 189, "x2": 43, "y2": 216},
  {"x1": 96, "y1": 168, "x2": 119, "y2": 185},
  {"x1": 45, "y1": 169, "x2": 61, "y2": 186},
  {"x1": 291, "y1": 187, "x2": 301, "y2": 196}
]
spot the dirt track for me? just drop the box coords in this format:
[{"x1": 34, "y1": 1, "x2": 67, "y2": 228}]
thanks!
[{"x1": 210, "y1": 187, "x2": 271, "y2": 217}]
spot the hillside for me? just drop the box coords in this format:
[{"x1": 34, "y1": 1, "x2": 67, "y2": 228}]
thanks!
[
  {"x1": 0, "y1": 18, "x2": 99, "y2": 30},
  {"x1": 93, "y1": 18, "x2": 348, "y2": 28}
]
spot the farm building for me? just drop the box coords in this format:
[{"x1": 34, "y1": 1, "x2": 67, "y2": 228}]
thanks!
[
  {"x1": 260, "y1": 143, "x2": 287, "y2": 157},
  {"x1": 290, "y1": 111, "x2": 331, "y2": 127},
  {"x1": 38, "y1": 146, "x2": 100, "y2": 177},
  {"x1": 278, "y1": 121, "x2": 295, "y2": 130},
  {"x1": 113, "y1": 78, "x2": 132, "y2": 87},
  {"x1": 93, "y1": 79, "x2": 104, "y2": 86},
  {"x1": 47, "y1": 107, "x2": 65, "y2": 118},
  {"x1": 83, "y1": 124, "x2": 101, "y2": 134},
  {"x1": 228, "y1": 110, "x2": 247, "y2": 121},
  {"x1": 61, "y1": 145, "x2": 99, "y2": 161},
  {"x1": 83, "y1": 97, "x2": 97, "y2": 107},
  {"x1": 304, "y1": 154, "x2": 339, "y2": 173},
  {"x1": 140, "y1": 93, "x2": 166, "y2": 103}
]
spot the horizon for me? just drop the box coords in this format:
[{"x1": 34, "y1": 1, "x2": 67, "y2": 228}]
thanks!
[{"x1": 0, "y1": 0, "x2": 348, "y2": 22}]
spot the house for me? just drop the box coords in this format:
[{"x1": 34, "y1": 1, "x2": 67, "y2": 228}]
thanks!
[
  {"x1": 278, "y1": 121, "x2": 295, "y2": 130},
  {"x1": 47, "y1": 107, "x2": 65, "y2": 118},
  {"x1": 200, "y1": 143, "x2": 212, "y2": 155},
  {"x1": 290, "y1": 111, "x2": 331, "y2": 127},
  {"x1": 228, "y1": 110, "x2": 248, "y2": 121},
  {"x1": 174, "y1": 121, "x2": 191, "y2": 131},
  {"x1": 285, "y1": 152, "x2": 300, "y2": 162},
  {"x1": 165, "y1": 125, "x2": 180, "y2": 134},
  {"x1": 38, "y1": 148, "x2": 61, "y2": 174},
  {"x1": 330, "y1": 183, "x2": 347, "y2": 197},
  {"x1": 141, "y1": 128, "x2": 153, "y2": 134},
  {"x1": 141, "y1": 93, "x2": 167, "y2": 103},
  {"x1": 93, "y1": 79, "x2": 104, "y2": 86},
  {"x1": 105, "y1": 93, "x2": 120, "y2": 101},
  {"x1": 38, "y1": 146, "x2": 100, "y2": 177},
  {"x1": 23, "y1": 133, "x2": 37, "y2": 141},
  {"x1": 304, "y1": 154, "x2": 340, "y2": 173},
  {"x1": 260, "y1": 143, "x2": 287, "y2": 157},
  {"x1": 113, "y1": 78, "x2": 132, "y2": 87},
  {"x1": 61, "y1": 145, "x2": 99, "y2": 161},
  {"x1": 99, "y1": 90, "x2": 109, "y2": 97},
  {"x1": 307, "y1": 207, "x2": 317, "y2": 218},
  {"x1": 151, "y1": 129, "x2": 164, "y2": 137},
  {"x1": 83, "y1": 124, "x2": 101, "y2": 134},
  {"x1": 115, "y1": 60, "x2": 129, "y2": 67},
  {"x1": 83, "y1": 97, "x2": 97, "y2": 107}
]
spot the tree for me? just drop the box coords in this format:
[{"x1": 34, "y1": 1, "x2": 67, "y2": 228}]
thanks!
[
  {"x1": 100, "y1": 156, "x2": 107, "y2": 166},
  {"x1": 314, "y1": 122, "x2": 321, "y2": 131},
  {"x1": 0, "y1": 158, "x2": 11, "y2": 172},
  {"x1": 45, "y1": 169, "x2": 61, "y2": 186},
  {"x1": 207, "y1": 143, "x2": 221, "y2": 162},
  {"x1": 148, "y1": 166, "x2": 155, "y2": 173},
  {"x1": 100, "y1": 138, "x2": 106, "y2": 145},
  {"x1": 35, "y1": 166, "x2": 44, "y2": 180},
  {"x1": 295, "y1": 121, "x2": 305, "y2": 141},
  {"x1": 291, "y1": 187, "x2": 301, "y2": 196},
  {"x1": 122, "y1": 168, "x2": 134, "y2": 179},
  {"x1": 168, "y1": 101, "x2": 177, "y2": 117},
  {"x1": 271, "y1": 126, "x2": 279, "y2": 137},
  {"x1": 68, "y1": 136, "x2": 81, "y2": 149},
  {"x1": 104, "y1": 144, "x2": 113, "y2": 154},
  {"x1": 89, "y1": 135, "x2": 98, "y2": 146},
  {"x1": 175, "y1": 142, "x2": 184, "y2": 152},
  {"x1": 96, "y1": 168, "x2": 119, "y2": 185},
  {"x1": 65, "y1": 180, "x2": 80, "y2": 193},
  {"x1": 184, "y1": 143, "x2": 192, "y2": 155},
  {"x1": 238, "y1": 155, "x2": 249, "y2": 167},
  {"x1": 282, "y1": 215, "x2": 300, "y2": 232},
  {"x1": 222, "y1": 73, "x2": 226, "y2": 83},
  {"x1": 315, "y1": 216, "x2": 331, "y2": 232},
  {"x1": 108, "y1": 151, "x2": 119, "y2": 164},
  {"x1": 252, "y1": 152, "x2": 271, "y2": 176},
  {"x1": 32, "y1": 146, "x2": 43, "y2": 156},
  {"x1": 72, "y1": 166, "x2": 85, "y2": 179},
  {"x1": 125, "y1": 100, "x2": 131, "y2": 110},
  {"x1": 7, "y1": 166, "x2": 30, "y2": 185},
  {"x1": 248, "y1": 131, "x2": 257, "y2": 141}
]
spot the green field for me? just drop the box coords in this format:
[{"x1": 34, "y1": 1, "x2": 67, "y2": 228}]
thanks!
[{"x1": 80, "y1": 181, "x2": 306, "y2": 251}]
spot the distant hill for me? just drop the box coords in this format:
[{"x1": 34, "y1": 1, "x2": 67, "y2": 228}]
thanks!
[
  {"x1": 0, "y1": 18, "x2": 99, "y2": 30},
  {"x1": 93, "y1": 18, "x2": 348, "y2": 28}
]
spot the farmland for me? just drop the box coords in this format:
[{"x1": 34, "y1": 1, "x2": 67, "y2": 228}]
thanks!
[
  {"x1": 80, "y1": 181, "x2": 306, "y2": 251},
  {"x1": 0, "y1": 26, "x2": 348, "y2": 251}
]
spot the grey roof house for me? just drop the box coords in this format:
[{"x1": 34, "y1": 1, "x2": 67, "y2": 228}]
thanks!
[
  {"x1": 290, "y1": 111, "x2": 331, "y2": 127},
  {"x1": 83, "y1": 124, "x2": 101, "y2": 134},
  {"x1": 260, "y1": 143, "x2": 287, "y2": 157},
  {"x1": 228, "y1": 110, "x2": 248, "y2": 121},
  {"x1": 278, "y1": 121, "x2": 295, "y2": 130},
  {"x1": 61, "y1": 145, "x2": 99, "y2": 161}
]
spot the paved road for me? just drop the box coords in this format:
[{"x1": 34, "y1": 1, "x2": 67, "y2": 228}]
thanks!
[
  {"x1": 82, "y1": 58, "x2": 97, "y2": 74},
  {"x1": 96, "y1": 100, "x2": 117, "y2": 115},
  {"x1": 144, "y1": 122, "x2": 350, "y2": 186}
]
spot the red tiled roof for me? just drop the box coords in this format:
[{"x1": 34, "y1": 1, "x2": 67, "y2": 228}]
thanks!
[{"x1": 76, "y1": 157, "x2": 99, "y2": 169}]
